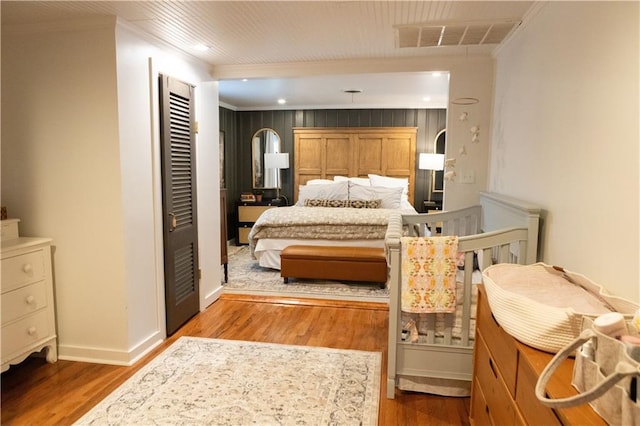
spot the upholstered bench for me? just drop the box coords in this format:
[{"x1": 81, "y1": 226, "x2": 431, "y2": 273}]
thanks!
[{"x1": 280, "y1": 245, "x2": 387, "y2": 286}]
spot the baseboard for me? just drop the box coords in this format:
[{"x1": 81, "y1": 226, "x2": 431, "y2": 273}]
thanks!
[
  {"x1": 202, "y1": 284, "x2": 224, "y2": 310},
  {"x1": 219, "y1": 293, "x2": 389, "y2": 311},
  {"x1": 58, "y1": 331, "x2": 164, "y2": 366}
]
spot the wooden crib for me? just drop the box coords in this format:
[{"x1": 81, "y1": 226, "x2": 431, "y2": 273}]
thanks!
[{"x1": 385, "y1": 192, "x2": 541, "y2": 398}]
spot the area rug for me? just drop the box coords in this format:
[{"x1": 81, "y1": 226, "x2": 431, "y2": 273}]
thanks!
[
  {"x1": 75, "y1": 337, "x2": 382, "y2": 425},
  {"x1": 224, "y1": 246, "x2": 389, "y2": 303}
]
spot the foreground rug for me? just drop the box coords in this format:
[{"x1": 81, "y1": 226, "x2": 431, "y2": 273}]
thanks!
[
  {"x1": 76, "y1": 337, "x2": 382, "y2": 425},
  {"x1": 224, "y1": 246, "x2": 389, "y2": 302}
]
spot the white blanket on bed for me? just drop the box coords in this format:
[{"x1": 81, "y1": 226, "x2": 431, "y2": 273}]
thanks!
[{"x1": 248, "y1": 206, "x2": 399, "y2": 255}]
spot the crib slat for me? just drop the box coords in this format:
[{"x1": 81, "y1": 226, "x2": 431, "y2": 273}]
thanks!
[
  {"x1": 518, "y1": 240, "x2": 528, "y2": 264},
  {"x1": 425, "y1": 314, "x2": 436, "y2": 344},
  {"x1": 480, "y1": 248, "x2": 492, "y2": 270},
  {"x1": 498, "y1": 244, "x2": 510, "y2": 263},
  {"x1": 443, "y1": 313, "x2": 453, "y2": 345}
]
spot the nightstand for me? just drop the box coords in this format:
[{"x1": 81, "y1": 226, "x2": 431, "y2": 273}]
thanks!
[
  {"x1": 423, "y1": 200, "x2": 442, "y2": 213},
  {"x1": 236, "y1": 199, "x2": 282, "y2": 245}
]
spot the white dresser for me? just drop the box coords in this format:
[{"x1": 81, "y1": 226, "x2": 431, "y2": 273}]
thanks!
[{"x1": 1, "y1": 219, "x2": 57, "y2": 372}]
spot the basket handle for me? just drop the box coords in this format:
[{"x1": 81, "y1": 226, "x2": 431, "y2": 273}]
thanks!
[{"x1": 535, "y1": 328, "x2": 639, "y2": 408}]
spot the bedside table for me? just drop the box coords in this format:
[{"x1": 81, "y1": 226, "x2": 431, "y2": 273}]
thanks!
[
  {"x1": 423, "y1": 200, "x2": 442, "y2": 213},
  {"x1": 236, "y1": 199, "x2": 282, "y2": 245}
]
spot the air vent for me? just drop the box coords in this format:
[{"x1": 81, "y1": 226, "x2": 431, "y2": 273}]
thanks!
[{"x1": 396, "y1": 20, "x2": 520, "y2": 48}]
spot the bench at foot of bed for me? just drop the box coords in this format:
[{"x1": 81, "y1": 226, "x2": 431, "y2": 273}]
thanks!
[{"x1": 280, "y1": 245, "x2": 387, "y2": 287}]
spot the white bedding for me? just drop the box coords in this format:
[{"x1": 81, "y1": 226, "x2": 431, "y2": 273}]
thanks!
[{"x1": 252, "y1": 205, "x2": 417, "y2": 270}]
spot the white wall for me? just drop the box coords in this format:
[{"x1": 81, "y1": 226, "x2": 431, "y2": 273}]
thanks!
[
  {"x1": 445, "y1": 56, "x2": 495, "y2": 210},
  {"x1": 490, "y1": 2, "x2": 639, "y2": 302},
  {"x1": 1, "y1": 18, "x2": 222, "y2": 365},
  {"x1": 194, "y1": 81, "x2": 224, "y2": 309},
  {"x1": 2, "y1": 19, "x2": 130, "y2": 358},
  {"x1": 114, "y1": 21, "x2": 222, "y2": 361}
]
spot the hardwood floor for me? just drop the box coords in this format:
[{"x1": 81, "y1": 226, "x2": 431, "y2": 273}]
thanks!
[{"x1": 1, "y1": 294, "x2": 470, "y2": 425}]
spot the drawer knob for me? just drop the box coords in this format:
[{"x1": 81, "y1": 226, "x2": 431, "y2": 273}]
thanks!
[
  {"x1": 27, "y1": 326, "x2": 37, "y2": 336},
  {"x1": 22, "y1": 263, "x2": 33, "y2": 274},
  {"x1": 25, "y1": 295, "x2": 36, "y2": 305}
]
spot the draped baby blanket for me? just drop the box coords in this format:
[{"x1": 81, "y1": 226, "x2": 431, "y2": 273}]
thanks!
[{"x1": 400, "y1": 236, "x2": 459, "y2": 313}]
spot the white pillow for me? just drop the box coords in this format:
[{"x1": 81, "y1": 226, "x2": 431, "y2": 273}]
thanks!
[
  {"x1": 368, "y1": 174, "x2": 409, "y2": 205},
  {"x1": 334, "y1": 176, "x2": 371, "y2": 186},
  {"x1": 296, "y1": 181, "x2": 349, "y2": 206},
  {"x1": 306, "y1": 179, "x2": 335, "y2": 185},
  {"x1": 348, "y1": 183, "x2": 402, "y2": 209}
]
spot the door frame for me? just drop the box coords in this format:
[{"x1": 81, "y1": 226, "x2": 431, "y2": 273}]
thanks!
[{"x1": 148, "y1": 63, "x2": 224, "y2": 340}]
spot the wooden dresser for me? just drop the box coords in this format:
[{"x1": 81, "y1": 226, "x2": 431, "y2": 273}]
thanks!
[
  {"x1": 1, "y1": 219, "x2": 57, "y2": 372},
  {"x1": 470, "y1": 285, "x2": 606, "y2": 426}
]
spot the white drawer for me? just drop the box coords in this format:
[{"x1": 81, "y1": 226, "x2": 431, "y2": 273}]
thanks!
[
  {"x1": 2, "y1": 281, "x2": 47, "y2": 324},
  {"x1": 1, "y1": 309, "x2": 52, "y2": 360},
  {"x1": 1, "y1": 249, "x2": 46, "y2": 292}
]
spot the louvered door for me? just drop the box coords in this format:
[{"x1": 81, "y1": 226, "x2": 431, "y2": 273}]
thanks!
[{"x1": 159, "y1": 74, "x2": 199, "y2": 335}]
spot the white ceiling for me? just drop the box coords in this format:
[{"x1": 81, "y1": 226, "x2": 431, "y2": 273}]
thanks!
[{"x1": 1, "y1": 1, "x2": 535, "y2": 110}]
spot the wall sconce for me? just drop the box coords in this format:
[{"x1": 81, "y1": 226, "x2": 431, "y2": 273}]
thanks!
[
  {"x1": 264, "y1": 152, "x2": 290, "y2": 202},
  {"x1": 419, "y1": 153, "x2": 445, "y2": 202}
]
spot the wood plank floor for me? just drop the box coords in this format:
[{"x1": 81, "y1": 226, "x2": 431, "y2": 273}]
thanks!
[{"x1": 1, "y1": 294, "x2": 470, "y2": 425}]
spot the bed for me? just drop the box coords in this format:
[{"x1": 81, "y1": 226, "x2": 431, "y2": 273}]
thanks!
[
  {"x1": 249, "y1": 126, "x2": 419, "y2": 270},
  {"x1": 248, "y1": 181, "x2": 418, "y2": 269},
  {"x1": 385, "y1": 191, "x2": 542, "y2": 398}
]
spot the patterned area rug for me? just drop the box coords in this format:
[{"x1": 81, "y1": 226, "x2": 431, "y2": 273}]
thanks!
[
  {"x1": 76, "y1": 337, "x2": 382, "y2": 425},
  {"x1": 224, "y1": 246, "x2": 389, "y2": 302}
]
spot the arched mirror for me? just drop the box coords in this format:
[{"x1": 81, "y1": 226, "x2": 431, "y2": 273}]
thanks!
[
  {"x1": 433, "y1": 129, "x2": 446, "y2": 194},
  {"x1": 252, "y1": 128, "x2": 281, "y2": 189}
]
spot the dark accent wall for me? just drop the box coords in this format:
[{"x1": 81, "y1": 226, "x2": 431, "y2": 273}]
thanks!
[{"x1": 219, "y1": 107, "x2": 447, "y2": 238}]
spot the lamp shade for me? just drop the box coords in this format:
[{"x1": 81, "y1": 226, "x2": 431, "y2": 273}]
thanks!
[
  {"x1": 264, "y1": 152, "x2": 290, "y2": 169},
  {"x1": 419, "y1": 153, "x2": 445, "y2": 171}
]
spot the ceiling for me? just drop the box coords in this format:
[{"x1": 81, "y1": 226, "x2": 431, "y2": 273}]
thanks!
[{"x1": 1, "y1": 1, "x2": 535, "y2": 110}]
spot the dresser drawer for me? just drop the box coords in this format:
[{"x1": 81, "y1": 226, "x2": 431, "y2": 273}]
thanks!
[
  {"x1": 477, "y1": 288, "x2": 519, "y2": 396},
  {"x1": 1, "y1": 249, "x2": 46, "y2": 292},
  {"x1": 2, "y1": 281, "x2": 48, "y2": 324},
  {"x1": 516, "y1": 351, "x2": 562, "y2": 425},
  {"x1": 238, "y1": 205, "x2": 275, "y2": 222},
  {"x1": 475, "y1": 332, "x2": 523, "y2": 426},
  {"x1": 2, "y1": 309, "x2": 52, "y2": 360},
  {"x1": 471, "y1": 379, "x2": 492, "y2": 426}
]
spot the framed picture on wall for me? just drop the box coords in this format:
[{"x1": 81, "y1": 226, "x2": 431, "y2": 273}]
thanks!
[{"x1": 219, "y1": 131, "x2": 225, "y2": 188}]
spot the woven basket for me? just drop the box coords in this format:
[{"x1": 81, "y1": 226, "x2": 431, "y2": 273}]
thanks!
[{"x1": 482, "y1": 263, "x2": 639, "y2": 353}]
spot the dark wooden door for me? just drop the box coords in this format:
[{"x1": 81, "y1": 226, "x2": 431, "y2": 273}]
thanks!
[{"x1": 159, "y1": 74, "x2": 199, "y2": 335}]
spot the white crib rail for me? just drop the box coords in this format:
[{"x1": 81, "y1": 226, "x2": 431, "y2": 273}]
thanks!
[{"x1": 402, "y1": 205, "x2": 482, "y2": 237}]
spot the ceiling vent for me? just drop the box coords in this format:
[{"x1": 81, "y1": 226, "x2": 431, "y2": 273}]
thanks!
[{"x1": 395, "y1": 20, "x2": 520, "y2": 48}]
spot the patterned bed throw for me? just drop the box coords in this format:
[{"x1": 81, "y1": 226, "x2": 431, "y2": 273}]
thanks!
[
  {"x1": 401, "y1": 236, "x2": 459, "y2": 313},
  {"x1": 248, "y1": 206, "x2": 393, "y2": 255}
]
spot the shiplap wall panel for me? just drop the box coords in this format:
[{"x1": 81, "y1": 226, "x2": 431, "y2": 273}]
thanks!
[{"x1": 220, "y1": 108, "x2": 446, "y2": 230}]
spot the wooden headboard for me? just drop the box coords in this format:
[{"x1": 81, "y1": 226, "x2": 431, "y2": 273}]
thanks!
[{"x1": 293, "y1": 127, "x2": 417, "y2": 203}]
